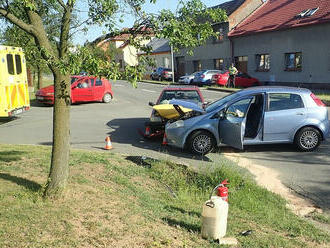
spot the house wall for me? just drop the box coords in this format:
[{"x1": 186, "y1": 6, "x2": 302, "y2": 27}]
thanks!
[
  {"x1": 141, "y1": 52, "x2": 172, "y2": 74},
  {"x1": 232, "y1": 23, "x2": 330, "y2": 85},
  {"x1": 174, "y1": 0, "x2": 263, "y2": 76},
  {"x1": 175, "y1": 22, "x2": 232, "y2": 75}
]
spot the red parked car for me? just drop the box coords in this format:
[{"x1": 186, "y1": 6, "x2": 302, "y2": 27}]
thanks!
[
  {"x1": 35, "y1": 76, "x2": 113, "y2": 105},
  {"x1": 212, "y1": 71, "x2": 261, "y2": 88}
]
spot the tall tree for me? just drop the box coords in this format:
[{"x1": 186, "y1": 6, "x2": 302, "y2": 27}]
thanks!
[{"x1": 0, "y1": 0, "x2": 226, "y2": 197}]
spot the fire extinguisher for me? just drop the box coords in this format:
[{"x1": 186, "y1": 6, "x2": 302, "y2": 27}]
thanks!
[{"x1": 216, "y1": 179, "x2": 229, "y2": 202}]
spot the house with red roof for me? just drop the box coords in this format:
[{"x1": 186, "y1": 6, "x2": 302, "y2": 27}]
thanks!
[
  {"x1": 174, "y1": 0, "x2": 263, "y2": 76},
  {"x1": 93, "y1": 28, "x2": 154, "y2": 69},
  {"x1": 228, "y1": 0, "x2": 330, "y2": 87}
]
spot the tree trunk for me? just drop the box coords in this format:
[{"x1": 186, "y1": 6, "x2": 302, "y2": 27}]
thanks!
[
  {"x1": 44, "y1": 70, "x2": 71, "y2": 197},
  {"x1": 37, "y1": 66, "x2": 43, "y2": 89},
  {"x1": 27, "y1": 67, "x2": 33, "y2": 87}
]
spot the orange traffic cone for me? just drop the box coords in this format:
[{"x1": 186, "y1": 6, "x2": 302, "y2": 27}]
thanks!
[
  {"x1": 162, "y1": 133, "x2": 168, "y2": 145},
  {"x1": 145, "y1": 126, "x2": 151, "y2": 136},
  {"x1": 105, "y1": 136, "x2": 113, "y2": 150}
]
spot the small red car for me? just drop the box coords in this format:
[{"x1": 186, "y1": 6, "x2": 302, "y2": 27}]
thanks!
[
  {"x1": 212, "y1": 71, "x2": 261, "y2": 88},
  {"x1": 35, "y1": 76, "x2": 113, "y2": 105}
]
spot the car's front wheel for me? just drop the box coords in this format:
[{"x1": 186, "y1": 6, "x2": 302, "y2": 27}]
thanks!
[
  {"x1": 187, "y1": 130, "x2": 215, "y2": 155},
  {"x1": 103, "y1": 93, "x2": 112, "y2": 103},
  {"x1": 295, "y1": 127, "x2": 321, "y2": 151}
]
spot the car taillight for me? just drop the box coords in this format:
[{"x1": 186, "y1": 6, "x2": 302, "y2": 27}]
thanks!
[{"x1": 310, "y1": 93, "x2": 325, "y2": 107}]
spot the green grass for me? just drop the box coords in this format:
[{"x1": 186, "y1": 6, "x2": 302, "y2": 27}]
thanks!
[
  {"x1": 139, "y1": 79, "x2": 175, "y2": 85},
  {"x1": 309, "y1": 212, "x2": 330, "y2": 225},
  {"x1": 0, "y1": 144, "x2": 329, "y2": 247},
  {"x1": 316, "y1": 94, "x2": 330, "y2": 102}
]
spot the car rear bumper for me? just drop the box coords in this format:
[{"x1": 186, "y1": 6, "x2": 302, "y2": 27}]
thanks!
[{"x1": 35, "y1": 95, "x2": 54, "y2": 105}]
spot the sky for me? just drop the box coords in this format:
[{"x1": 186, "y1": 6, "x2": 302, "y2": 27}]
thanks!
[{"x1": 74, "y1": 0, "x2": 227, "y2": 45}]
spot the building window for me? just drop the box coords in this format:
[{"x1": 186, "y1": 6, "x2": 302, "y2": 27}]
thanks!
[
  {"x1": 193, "y1": 60, "x2": 202, "y2": 72},
  {"x1": 214, "y1": 58, "x2": 224, "y2": 70},
  {"x1": 256, "y1": 54, "x2": 270, "y2": 71},
  {"x1": 213, "y1": 28, "x2": 224, "y2": 43},
  {"x1": 285, "y1": 52, "x2": 302, "y2": 71}
]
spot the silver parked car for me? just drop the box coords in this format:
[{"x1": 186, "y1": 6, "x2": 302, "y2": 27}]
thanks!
[
  {"x1": 178, "y1": 71, "x2": 199, "y2": 84},
  {"x1": 192, "y1": 70, "x2": 223, "y2": 86},
  {"x1": 165, "y1": 87, "x2": 329, "y2": 155}
]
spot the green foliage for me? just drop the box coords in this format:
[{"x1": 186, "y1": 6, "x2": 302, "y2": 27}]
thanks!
[{"x1": 148, "y1": 0, "x2": 227, "y2": 54}]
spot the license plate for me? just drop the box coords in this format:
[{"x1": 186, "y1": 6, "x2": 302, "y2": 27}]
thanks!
[
  {"x1": 37, "y1": 96, "x2": 44, "y2": 100},
  {"x1": 12, "y1": 108, "x2": 23, "y2": 115}
]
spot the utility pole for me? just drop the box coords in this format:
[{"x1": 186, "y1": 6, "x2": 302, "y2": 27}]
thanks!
[{"x1": 171, "y1": 44, "x2": 174, "y2": 85}]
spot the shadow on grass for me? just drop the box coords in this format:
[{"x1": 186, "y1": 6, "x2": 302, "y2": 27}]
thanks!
[
  {"x1": 162, "y1": 217, "x2": 200, "y2": 233},
  {"x1": 0, "y1": 173, "x2": 42, "y2": 192},
  {"x1": 0, "y1": 150, "x2": 26, "y2": 162},
  {"x1": 165, "y1": 205, "x2": 201, "y2": 218}
]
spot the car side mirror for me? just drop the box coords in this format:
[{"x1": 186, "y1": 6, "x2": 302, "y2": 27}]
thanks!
[
  {"x1": 202, "y1": 101, "x2": 209, "y2": 109},
  {"x1": 149, "y1": 101, "x2": 155, "y2": 107},
  {"x1": 219, "y1": 110, "x2": 226, "y2": 120}
]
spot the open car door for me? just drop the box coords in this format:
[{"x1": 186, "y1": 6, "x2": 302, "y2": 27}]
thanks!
[{"x1": 218, "y1": 97, "x2": 253, "y2": 150}]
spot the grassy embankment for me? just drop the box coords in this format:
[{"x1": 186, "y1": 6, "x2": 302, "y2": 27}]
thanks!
[{"x1": 0, "y1": 144, "x2": 329, "y2": 248}]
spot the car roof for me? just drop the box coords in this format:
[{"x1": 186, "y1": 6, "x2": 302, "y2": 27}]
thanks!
[
  {"x1": 163, "y1": 85, "x2": 201, "y2": 91},
  {"x1": 239, "y1": 86, "x2": 311, "y2": 95}
]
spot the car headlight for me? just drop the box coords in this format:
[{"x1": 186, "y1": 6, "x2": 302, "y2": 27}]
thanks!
[{"x1": 168, "y1": 120, "x2": 184, "y2": 129}]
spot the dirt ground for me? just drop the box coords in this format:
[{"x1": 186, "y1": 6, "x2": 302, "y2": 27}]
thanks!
[{"x1": 223, "y1": 152, "x2": 322, "y2": 217}]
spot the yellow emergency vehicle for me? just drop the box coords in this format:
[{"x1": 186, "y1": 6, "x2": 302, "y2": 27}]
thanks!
[{"x1": 0, "y1": 45, "x2": 30, "y2": 117}]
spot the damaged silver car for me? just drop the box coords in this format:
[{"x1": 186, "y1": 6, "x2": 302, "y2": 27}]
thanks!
[{"x1": 165, "y1": 87, "x2": 329, "y2": 155}]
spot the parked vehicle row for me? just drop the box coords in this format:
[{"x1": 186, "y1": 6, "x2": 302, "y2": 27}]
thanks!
[
  {"x1": 165, "y1": 87, "x2": 329, "y2": 155},
  {"x1": 35, "y1": 76, "x2": 113, "y2": 105},
  {"x1": 150, "y1": 67, "x2": 174, "y2": 81},
  {"x1": 178, "y1": 70, "x2": 261, "y2": 88}
]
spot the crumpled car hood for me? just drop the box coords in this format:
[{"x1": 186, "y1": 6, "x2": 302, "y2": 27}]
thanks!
[{"x1": 169, "y1": 99, "x2": 205, "y2": 113}]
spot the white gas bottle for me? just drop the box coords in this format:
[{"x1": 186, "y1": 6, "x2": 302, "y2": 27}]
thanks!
[{"x1": 201, "y1": 195, "x2": 229, "y2": 240}]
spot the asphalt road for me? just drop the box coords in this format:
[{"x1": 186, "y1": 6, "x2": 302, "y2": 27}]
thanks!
[{"x1": 0, "y1": 81, "x2": 329, "y2": 212}]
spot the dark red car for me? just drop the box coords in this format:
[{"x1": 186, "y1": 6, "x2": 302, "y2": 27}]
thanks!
[
  {"x1": 35, "y1": 76, "x2": 113, "y2": 105},
  {"x1": 212, "y1": 71, "x2": 261, "y2": 88}
]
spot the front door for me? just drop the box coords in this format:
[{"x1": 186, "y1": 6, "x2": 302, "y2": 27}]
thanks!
[
  {"x1": 72, "y1": 78, "x2": 93, "y2": 102},
  {"x1": 219, "y1": 97, "x2": 253, "y2": 149}
]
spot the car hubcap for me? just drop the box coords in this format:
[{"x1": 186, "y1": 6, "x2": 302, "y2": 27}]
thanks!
[
  {"x1": 193, "y1": 135, "x2": 211, "y2": 154},
  {"x1": 104, "y1": 94, "x2": 111, "y2": 102},
  {"x1": 300, "y1": 131, "x2": 318, "y2": 149}
]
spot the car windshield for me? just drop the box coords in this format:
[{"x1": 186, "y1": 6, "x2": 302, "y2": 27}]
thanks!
[
  {"x1": 71, "y1": 77, "x2": 80, "y2": 84},
  {"x1": 159, "y1": 90, "x2": 202, "y2": 104},
  {"x1": 205, "y1": 91, "x2": 242, "y2": 113}
]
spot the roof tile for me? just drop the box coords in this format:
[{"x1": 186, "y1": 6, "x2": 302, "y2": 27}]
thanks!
[{"x1": 229, "y1": 0, "x2": 330, "y2": 37}]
